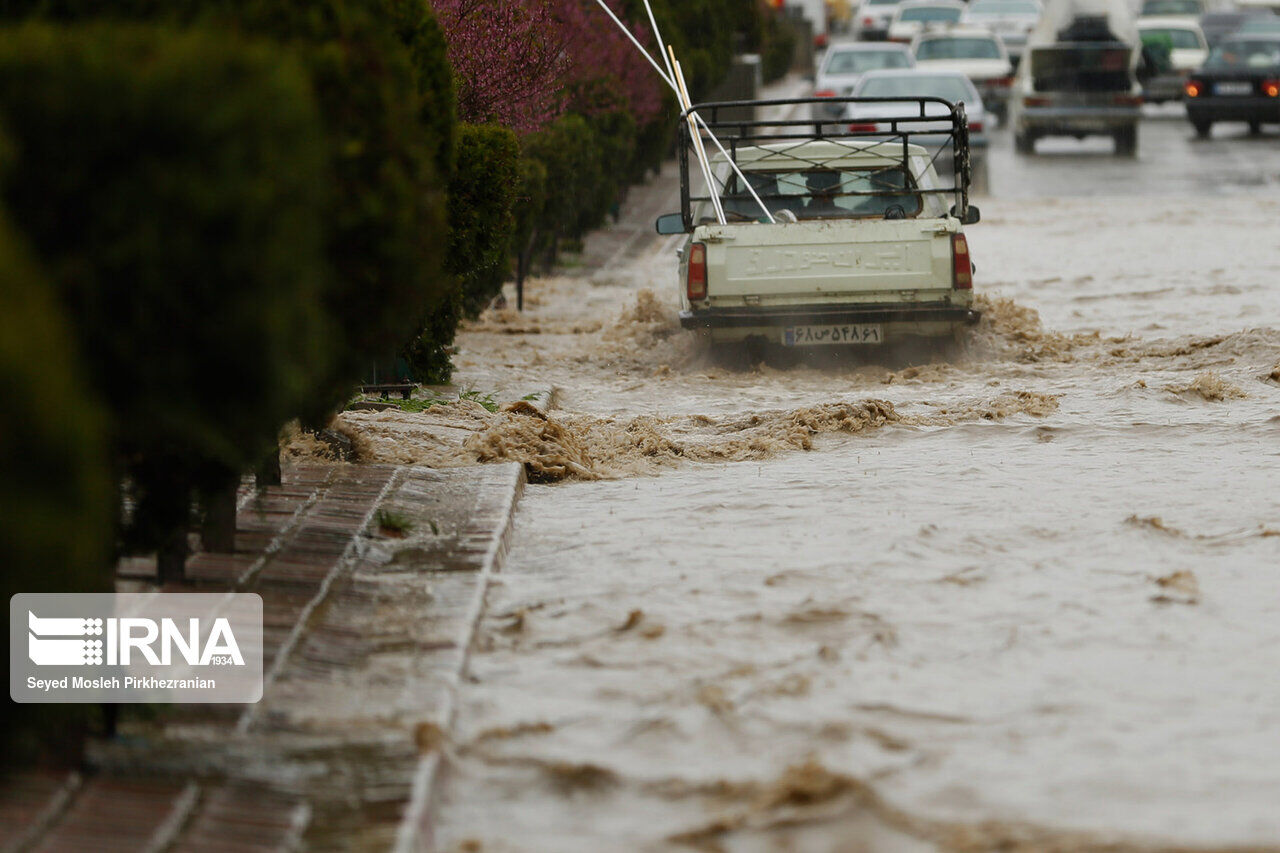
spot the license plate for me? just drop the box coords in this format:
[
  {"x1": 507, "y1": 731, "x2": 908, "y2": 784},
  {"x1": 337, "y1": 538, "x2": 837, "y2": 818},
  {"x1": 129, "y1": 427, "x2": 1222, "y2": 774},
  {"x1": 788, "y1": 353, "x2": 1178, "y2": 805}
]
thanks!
[
  {"x1": 783, "y1": 324, "x2": 883, "y2": 346},
  {"x1": 1215, "y1": 82, "x2": 1253, "y2": 96}
]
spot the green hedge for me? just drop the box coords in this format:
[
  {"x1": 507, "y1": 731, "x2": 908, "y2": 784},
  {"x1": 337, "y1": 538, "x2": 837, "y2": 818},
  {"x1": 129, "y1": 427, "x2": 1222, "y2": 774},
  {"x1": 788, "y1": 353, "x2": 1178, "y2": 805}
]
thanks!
[
  {"x1": 1, "y1": 0, "x2": 458, "y2": 416},
  {"x1": 0, "y1": 23, "x2": 333, "y2": 556},
  {"x1": 0, "y1": 159, "x2": 112, "y2": 771}
]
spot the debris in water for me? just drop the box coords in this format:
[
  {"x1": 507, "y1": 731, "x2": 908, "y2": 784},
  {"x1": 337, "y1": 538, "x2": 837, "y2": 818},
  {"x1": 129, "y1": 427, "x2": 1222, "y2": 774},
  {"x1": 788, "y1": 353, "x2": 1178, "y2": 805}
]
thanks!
[
  {"x1": 617, "y1": 609, "x2": 644, "y2": 632},
  {"x1": 1152, "y1": 570, "x2": 1200, "y2": 605},
  {"x1": 1164, "y1": 371, "x2": 1248, "y2": 402},
  {"x1": 414, "y1": 721, "x2": 447, "y2": 754}
]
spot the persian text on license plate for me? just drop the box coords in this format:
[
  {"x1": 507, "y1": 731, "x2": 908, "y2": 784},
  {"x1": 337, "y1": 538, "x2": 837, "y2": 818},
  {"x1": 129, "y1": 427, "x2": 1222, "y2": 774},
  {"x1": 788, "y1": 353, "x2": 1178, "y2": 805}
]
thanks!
[
  {"x1": 1215, "y1": 82, "x2": 1253, "y2": 96},
  {"x1": 783, "y1": 324, "x2": 883, "y2": 346}
]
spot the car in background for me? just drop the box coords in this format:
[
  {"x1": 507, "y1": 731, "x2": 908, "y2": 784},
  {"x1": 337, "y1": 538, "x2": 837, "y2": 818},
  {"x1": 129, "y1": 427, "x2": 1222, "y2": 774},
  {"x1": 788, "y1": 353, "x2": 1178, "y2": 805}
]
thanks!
[
  {"x1": 811, "y1": 43, "x2": 915, "y2": 120},
  {"x1": 856, "y1": 0, "x2": 905, "y2": 40},
  {"x1": 1199, "y1": 9, "x2": 1273, "y2": 47},
  {"x1": 846, "y1": 69, "x2": 990, "y2": 189},
  {"x1": 1138, "y1": 0, "x2": 1206, "y2": 23},
  {"x1": 962, "y1": 0, "x2": 1043, "y2": 62},
  {"x1": 912, "y1": 29, "x2": 1016, "y2": 123},
  {"x1": 1137, "y1": 18, "x2": 1210, "y2": 102},
  {"x1": 1183, "y1": 33, "x2": 1280, "y2": 136},
  {"x1": 1239, "y1": 15, "x2": 1280, "y2": 35},
  {"x1": 887, "y1": 0, "x2": 966, "y2": 43}
]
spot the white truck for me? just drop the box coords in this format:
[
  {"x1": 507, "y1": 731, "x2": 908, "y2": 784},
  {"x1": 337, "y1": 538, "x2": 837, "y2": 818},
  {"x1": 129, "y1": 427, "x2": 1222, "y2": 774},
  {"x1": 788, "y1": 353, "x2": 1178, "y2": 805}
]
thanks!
[
  {"x1": 1008, "y1": 0, "x2": 1144, "y2": 155},
  {"x1": 655, "y1": 96, "x2": 981, "y2": 352}
]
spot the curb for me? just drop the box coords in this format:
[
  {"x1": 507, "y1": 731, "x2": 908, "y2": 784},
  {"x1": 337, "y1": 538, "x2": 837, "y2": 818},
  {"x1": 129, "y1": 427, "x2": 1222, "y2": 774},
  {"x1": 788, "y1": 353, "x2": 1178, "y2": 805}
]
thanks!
[{"x1": 393, "y1": 461, "x2": 527, "y2": 853}]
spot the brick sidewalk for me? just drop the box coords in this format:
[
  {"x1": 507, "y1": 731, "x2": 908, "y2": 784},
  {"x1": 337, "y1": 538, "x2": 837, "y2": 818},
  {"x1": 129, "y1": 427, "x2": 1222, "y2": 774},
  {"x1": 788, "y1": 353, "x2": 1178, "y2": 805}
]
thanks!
[{"x1": 2, "y1": 462, "x2": 524, "y2": 852}]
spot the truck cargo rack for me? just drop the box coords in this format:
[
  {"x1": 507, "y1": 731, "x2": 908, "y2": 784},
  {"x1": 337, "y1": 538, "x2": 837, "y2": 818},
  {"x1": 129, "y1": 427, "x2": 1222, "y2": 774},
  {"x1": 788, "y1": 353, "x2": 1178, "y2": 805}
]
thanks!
[{"x1": 676, "y1": 96, "x2": 972, "y2": 232}]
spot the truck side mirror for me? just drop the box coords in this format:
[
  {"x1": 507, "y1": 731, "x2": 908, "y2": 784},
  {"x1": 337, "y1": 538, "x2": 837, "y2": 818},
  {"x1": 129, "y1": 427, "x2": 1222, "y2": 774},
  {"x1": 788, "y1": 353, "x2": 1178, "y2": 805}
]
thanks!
[
  {"x1": 950, "y1": 204, "x2": 980, "y2": 225},
  {"x1": 655, "y1": 213, "x2": 687, "y2": 235}
]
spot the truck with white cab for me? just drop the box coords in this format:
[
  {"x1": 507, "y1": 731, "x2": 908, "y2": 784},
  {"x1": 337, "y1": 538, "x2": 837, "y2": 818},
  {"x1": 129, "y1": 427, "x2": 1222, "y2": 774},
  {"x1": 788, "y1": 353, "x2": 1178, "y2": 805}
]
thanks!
[{"x1": 655, "y1": 97, "x2": 981, "y2": 352}]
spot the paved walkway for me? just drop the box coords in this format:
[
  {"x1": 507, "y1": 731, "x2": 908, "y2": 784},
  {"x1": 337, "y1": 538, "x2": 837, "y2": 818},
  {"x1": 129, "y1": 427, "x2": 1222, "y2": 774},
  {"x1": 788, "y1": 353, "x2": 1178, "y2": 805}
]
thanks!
[{"x1": 2, "y1": 462, "x2": 523, "y2": 852}]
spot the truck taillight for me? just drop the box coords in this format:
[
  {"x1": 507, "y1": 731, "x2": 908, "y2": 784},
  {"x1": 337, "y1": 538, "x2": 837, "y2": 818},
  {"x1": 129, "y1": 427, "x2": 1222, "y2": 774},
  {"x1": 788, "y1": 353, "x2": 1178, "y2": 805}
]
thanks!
[
  {"x1": 848, "y1": 122, "x2": 878, "y2": 132},
  {"x1": 687, "y1": 242, "x2": 708, "y2": 301},
  {"x1": 951, "y1": 233, "x2": 972, "y2": 290},
  {"x1": 814, "y1": 88, "x2": 837, "y2": 98},
  {"x1": 1184, "y1": 80, "x2": 1202, "y2": 98},
  {"x1": 968, "y1": 121, "x2": 984, "y2": 133},
  {"x1": 1264, "y1": 79, "x2": 1280, "y2": 97}
]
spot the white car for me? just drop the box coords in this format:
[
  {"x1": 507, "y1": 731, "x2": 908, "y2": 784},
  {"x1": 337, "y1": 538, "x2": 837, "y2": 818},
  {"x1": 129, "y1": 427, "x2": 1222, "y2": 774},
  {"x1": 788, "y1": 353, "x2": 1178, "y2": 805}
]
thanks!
[
  {"x1": 912, "y1": 29, "x2": 1015, "y2": 123},
  {"x1": 856, "y1": 0, "x2": 906, "y2": 41},
  {"x1": 887, "y1": 0, "x2": 966, "y2": 44},
  {"x1": 962, "y1": 0, "x2": 1042, "y2": 60},
  {"x1": 846, "y1": 69, "x2": 990, "y2": 189},
  {"x1": 1137, "y1": 18, "x2": 1209, "y2": 102},
  {"x1": 811, "y1": 43, "x2": 915, "y2": 120}
]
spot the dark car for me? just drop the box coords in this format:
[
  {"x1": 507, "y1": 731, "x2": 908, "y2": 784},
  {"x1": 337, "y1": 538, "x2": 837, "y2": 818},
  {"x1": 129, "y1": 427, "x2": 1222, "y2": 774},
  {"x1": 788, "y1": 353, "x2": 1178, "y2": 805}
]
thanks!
[
  {"x1": 1184, "y1": 34, "x2": 1280, "y2": 136},
  {"x1": 1198, "y1": 10, "x2": 1273, "y2": 48}
]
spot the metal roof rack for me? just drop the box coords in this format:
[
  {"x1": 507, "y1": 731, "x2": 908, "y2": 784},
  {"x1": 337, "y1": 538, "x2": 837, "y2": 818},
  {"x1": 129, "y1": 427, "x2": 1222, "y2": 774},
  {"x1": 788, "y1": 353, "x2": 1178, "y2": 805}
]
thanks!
[{"x1": 677, "y1": 96, "x2": 972, "y2": 230}]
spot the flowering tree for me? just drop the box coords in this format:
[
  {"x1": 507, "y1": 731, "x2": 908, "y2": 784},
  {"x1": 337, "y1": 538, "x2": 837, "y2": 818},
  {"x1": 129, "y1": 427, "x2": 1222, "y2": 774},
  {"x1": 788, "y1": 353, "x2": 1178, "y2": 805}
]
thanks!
[{"x1": 432, "y1": 0, "x2": 662, "y2": 133}]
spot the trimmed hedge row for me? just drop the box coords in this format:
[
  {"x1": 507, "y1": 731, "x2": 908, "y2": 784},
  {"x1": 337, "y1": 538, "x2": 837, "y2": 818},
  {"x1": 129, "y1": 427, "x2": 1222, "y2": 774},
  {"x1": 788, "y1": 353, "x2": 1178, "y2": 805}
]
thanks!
[
  {"x1": 0, "y1": 1, "x2": 458, "y2": 576},
  {"x1": 0, "y1": 23, "x2": 336, "y2": 570}
]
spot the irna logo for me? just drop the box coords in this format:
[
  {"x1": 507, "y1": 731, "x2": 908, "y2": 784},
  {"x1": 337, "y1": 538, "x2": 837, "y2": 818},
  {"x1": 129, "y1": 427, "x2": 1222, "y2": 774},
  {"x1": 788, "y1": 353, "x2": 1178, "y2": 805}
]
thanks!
[{"x1": 28, "y1": 611, "x2": 244, "y2": 667}]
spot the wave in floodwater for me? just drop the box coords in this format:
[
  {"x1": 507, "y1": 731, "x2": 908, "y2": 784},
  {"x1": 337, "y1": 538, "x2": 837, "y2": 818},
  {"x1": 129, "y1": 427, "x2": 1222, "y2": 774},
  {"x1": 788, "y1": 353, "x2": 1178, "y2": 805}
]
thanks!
[
  {"x1": 288, "y1": 289, "x2": 1280, "y2": 480},
  {"x1": 308, "y1": 390, "x2": 1059, "y2": 483}
]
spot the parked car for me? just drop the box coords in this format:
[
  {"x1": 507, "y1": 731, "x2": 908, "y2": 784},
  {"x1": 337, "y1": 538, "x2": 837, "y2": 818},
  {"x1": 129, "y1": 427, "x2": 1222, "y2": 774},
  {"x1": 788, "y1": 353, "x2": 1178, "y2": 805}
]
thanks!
[
  {"x1": 1199, "y1": 9, "x2": 1273, "y2": 47},
  {"x1": 856, "y1": 0, "x2": 906, "y2": 40},
  {"x1": 1138, "y1": 0, "x2": 1206, "y2": 23},
  {"x1": 962, "y1": 0, "x2": 1044, "y2": 61},
  {"x1": 887, "y1": 0, "x2": 966, "y2": 43},
  {"x1": 811, "y1": 43, "x2": 915, "y2": 121},
  {"x1": 912, "y1": 29, "x2": 1016, "y2": 122},
  {"x1": 1183, "y1": 33, "x2": 1280, "y2": 136},
  {"x1": 1137, "y1": 18, "x2": 1210, "y2": 102}
]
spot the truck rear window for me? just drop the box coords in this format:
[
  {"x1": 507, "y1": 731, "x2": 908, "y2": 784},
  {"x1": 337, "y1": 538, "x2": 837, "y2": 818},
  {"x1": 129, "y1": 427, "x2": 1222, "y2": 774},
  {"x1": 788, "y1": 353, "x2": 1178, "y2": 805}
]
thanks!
[
  {"x1": 1030, "y1": 44, "x2": 1133, "y2": 92},
  {"x1": 723, "y1": 167, "x2": 923, "y2": 220}
]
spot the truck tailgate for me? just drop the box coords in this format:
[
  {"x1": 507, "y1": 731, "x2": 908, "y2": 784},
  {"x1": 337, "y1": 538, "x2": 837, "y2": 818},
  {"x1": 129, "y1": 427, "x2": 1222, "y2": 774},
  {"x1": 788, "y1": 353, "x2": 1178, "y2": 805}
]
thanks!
[{"x1": 699, "y1": 219, "x2": 956, "y2": 306}]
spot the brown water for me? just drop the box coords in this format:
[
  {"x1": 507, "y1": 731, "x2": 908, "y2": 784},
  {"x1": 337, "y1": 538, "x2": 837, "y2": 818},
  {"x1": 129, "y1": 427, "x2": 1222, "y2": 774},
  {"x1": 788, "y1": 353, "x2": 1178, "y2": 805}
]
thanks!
[{"x1": 328, "y1": 189, "x2": 1280, "y2": 850}]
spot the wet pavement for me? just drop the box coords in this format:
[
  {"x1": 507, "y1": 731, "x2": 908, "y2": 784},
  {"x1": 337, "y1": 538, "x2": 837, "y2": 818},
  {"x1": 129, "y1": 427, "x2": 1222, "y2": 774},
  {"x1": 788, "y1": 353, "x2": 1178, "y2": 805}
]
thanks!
[{"x1": 344, "y1": 102, "x2": 1280, "y2": 851}]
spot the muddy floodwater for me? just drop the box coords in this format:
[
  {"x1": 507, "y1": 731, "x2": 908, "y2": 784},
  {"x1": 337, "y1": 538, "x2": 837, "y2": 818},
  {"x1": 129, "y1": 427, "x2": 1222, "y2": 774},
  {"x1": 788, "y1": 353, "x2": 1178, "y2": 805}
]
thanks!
[{"x1": 331, "y1": 114, "x2": 1280, "y2": 850}]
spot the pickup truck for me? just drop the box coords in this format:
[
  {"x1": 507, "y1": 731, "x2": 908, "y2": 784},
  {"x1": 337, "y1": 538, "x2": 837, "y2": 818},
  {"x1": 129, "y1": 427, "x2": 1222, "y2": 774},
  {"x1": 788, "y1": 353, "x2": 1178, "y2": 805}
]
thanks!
[
  {"x1": 655, "y1": 96, "x2": 980, "y2": 352},
  {"x1": 1008, "y1": 0, "x2": 1144, "y2": 155}
]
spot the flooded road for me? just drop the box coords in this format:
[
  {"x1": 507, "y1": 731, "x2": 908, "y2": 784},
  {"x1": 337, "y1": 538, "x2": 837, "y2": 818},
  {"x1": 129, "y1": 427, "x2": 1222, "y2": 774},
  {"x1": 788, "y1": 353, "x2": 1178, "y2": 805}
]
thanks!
[{"x1": 339, "y1": 109, "x2": 1280, "y2": 850}]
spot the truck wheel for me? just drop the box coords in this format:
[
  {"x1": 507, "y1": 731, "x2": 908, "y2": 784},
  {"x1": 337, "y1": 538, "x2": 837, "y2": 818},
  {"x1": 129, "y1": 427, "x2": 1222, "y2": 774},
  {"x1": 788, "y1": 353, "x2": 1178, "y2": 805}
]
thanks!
[
  {"x1": 1114, "y1": 125, "x2": 1137, "y2": 157},
  {"x1": 1014, "y1": 130, "x2": 1035, "y2": 154},
  {"x1": 1192, "y1": 119, "x2": 1211, "y2": 139}
]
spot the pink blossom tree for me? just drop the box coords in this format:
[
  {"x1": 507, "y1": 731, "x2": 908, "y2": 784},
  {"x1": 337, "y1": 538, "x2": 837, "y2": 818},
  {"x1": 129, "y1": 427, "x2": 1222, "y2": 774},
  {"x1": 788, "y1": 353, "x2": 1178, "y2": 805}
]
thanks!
[{"x1": 432, "y1": 0, "x2": 663, "y2": 133}]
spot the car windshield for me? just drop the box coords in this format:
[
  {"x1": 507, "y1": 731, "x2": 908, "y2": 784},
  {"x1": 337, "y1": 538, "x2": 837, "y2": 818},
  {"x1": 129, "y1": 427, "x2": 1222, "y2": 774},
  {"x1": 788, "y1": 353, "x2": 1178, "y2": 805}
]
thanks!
[
  {"x1": 1141, "y1": 0, "x2": 1200, "y2": 15},
  {"x1": 967, "y1": 0, "x2": 1038, "y2": 15},
  {"x1": 724, "y1": 168, "x2": 923, "y2": 220},
  {"x1": 857, "y1": 74, "x2": 975, "y2": 102},
  {"x1": 868, "y1": 0, "x2": 901, "y2": 6},
  {"x1": 916, "y1": 37, "x2": 1003, "y2": 60},
  {"x1": 1205, "y1": 39, "x2": 1280, "y2": 68},
  {"x1": 1241, "y1": 18, "x2": 1280, "y2": 33},
  {"x1": 1139, "y1": 28, "x2": 1203, "y2": 49},
  {"x1": 899, "y1": 6, "x2": 962, "y2": 22},
  {"x1": 824, "y1": 49, "x2": 913, "y2": 74}
]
